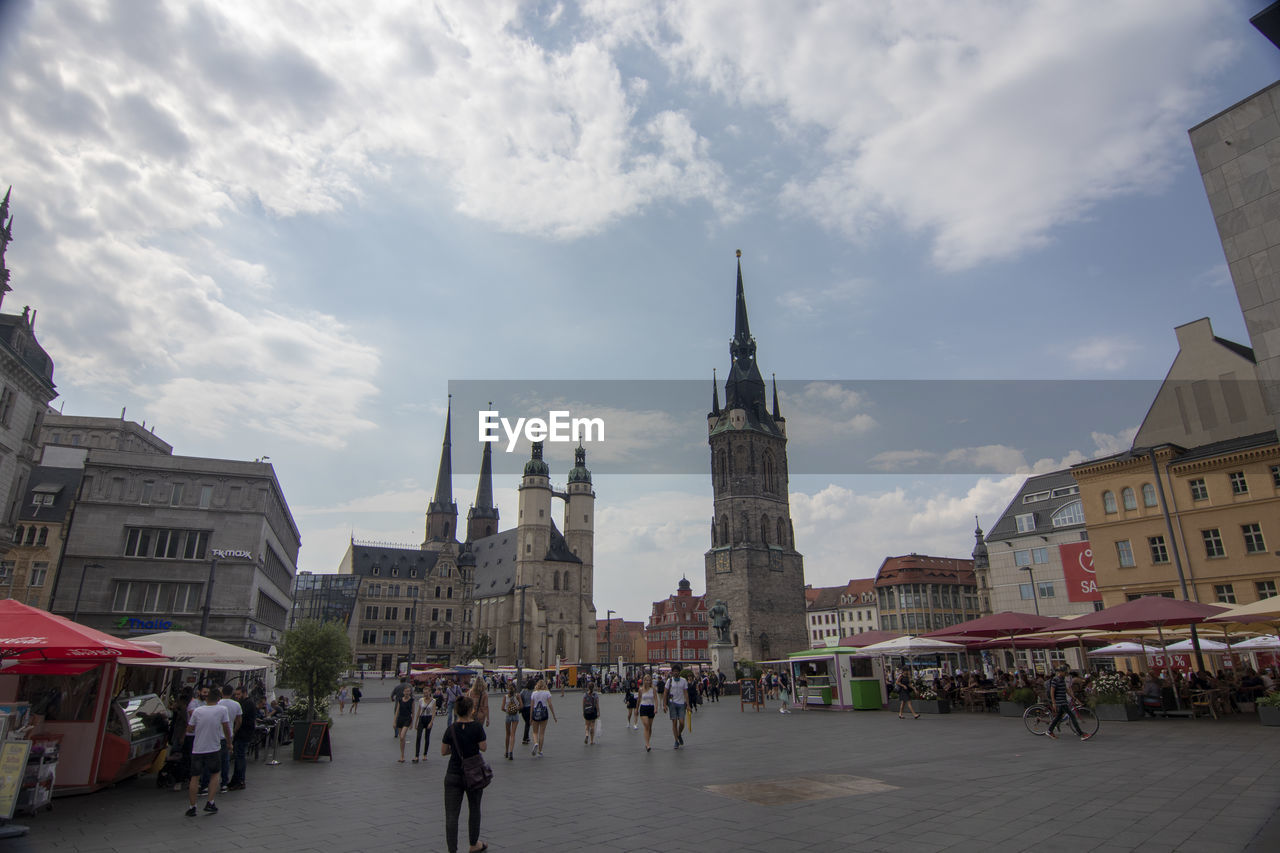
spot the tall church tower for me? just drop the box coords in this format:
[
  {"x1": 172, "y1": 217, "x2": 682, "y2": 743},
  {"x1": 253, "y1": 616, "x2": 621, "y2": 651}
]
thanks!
[
  {"x1": 424, "y1": 401, "x2": 458, "y2": 544},
  {"x1": 704, "y1": 252, "x2": 807, "y2": 661},
  {"x1": 466, "y1": 437, "x2": 499, "y2": 541},
  {"x1": 564, "y1": 445, "x2": 596, "y2": 615}
]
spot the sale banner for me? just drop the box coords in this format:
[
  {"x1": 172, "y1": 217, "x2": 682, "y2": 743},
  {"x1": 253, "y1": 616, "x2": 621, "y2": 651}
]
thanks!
[
  {"x1": 1148, "y1": 653, "x2": 1192, "y2": 673},
  {"x1": 1058, "y1": 541, "x2": 1102, "y2": 602}
]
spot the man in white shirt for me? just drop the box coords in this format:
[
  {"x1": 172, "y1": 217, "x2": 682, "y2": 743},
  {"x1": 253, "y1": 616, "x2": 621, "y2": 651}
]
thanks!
[
  {"x1": 201, "y1": 685, "x2": 241, "y2": 795},
  {"x1": 186, "y1": 690, "x2": 232, "y2": 816},
  {"x1": 663, "y1": 665, "x2": 689, "y2": 750}
]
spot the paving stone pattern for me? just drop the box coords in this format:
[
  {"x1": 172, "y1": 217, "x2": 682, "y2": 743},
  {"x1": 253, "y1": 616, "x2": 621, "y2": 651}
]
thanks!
[{"x1": 9, "y1": 689, "x2": 1280, "y2": 853}]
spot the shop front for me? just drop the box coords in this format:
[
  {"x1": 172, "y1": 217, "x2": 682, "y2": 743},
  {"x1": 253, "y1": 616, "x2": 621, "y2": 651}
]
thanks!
[{"x1": 786, "y1": 649, "x2": 887, "y2": 710}]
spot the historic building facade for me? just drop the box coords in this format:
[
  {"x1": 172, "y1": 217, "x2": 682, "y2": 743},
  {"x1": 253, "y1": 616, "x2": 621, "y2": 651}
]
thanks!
[
  {"x1": 873, "y1": 555, "x2": 980, "y2": 633},
  {"x1": 704, "y1": 256, "x2": 808, "y2": 662},
  {"x1": 2, "y1": 465, "x2": 80, "y2": 609},
  {"x1": 645, "y1": 578, "x2": 708, "y2": 666}
]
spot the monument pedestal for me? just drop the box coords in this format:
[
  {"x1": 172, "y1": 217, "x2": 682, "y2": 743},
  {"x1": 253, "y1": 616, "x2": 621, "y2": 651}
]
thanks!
[{"x1": 710, "y1": 641, "x2": 736, "y2": 682}]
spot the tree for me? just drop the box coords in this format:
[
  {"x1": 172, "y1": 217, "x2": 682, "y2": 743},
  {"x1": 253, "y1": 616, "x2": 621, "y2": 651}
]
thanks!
[
  {"x1": 466, "y1": 633, "x2": 494, "y2": 663},
  {"x1": 277, "y1": 619, "x2": 352, "y2": 723}
]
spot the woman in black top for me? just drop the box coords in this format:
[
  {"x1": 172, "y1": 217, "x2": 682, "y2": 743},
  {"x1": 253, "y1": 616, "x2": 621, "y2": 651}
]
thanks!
[
  {"x1": 394, "y1": 689, "x2": 415, "y2": 762},
  {"x1": 441, "y1": 695, "x2": 488, "y2": 853},
  {"x1": 894, "y1": 669, "x2": 919, "y2": 719}
]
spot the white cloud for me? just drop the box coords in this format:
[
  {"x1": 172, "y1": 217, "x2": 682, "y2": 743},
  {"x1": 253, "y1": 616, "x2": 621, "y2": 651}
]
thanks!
[
  {"x1": 587, "y1": 0, "x2": 1237, "y2": 269},
  {"x1": 1067, "y1": 337, "x2": 1143, "y2": 373}
]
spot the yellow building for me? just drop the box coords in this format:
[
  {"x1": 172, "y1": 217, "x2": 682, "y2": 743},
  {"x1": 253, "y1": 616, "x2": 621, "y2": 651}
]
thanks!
[{"x1": 1072, "y1": 433, "x2": 1280, "y2": 607}]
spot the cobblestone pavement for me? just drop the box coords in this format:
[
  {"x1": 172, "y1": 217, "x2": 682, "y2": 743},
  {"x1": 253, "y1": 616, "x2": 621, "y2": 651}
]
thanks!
[{"x1": 9, "y1": 689, "x2": 1280, "y2": 853}]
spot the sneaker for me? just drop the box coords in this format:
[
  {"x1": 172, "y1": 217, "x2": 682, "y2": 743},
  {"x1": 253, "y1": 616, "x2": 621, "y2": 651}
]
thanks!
[
  {"x1": 1080, "y1": 733, "x2": 1093, "y2": 741},
  {"x1": 220, "y1": 786, "x2": 228, "y2": 794},
  {"x1": 204, "y1": 802, "x2": 218, "y2": 814},
  {"x1": 227, "y1": 782, "x2": 245, "y2": 791},
  {"x1": 197, "y1": 787, "x2": 208, "y2": 796},
  {"x1": 1046, "y1": 731, "x2": 1058, "y2": 740},
  {"x1": 185, "y1": 806, "x2": 197, "y2": 817},
  {"x1": 678, "y1": 734, "x2": 684, "y2": 746},
  {"x1": 531, "y1": 743, "x2": 538, "y2": 757},
  {"x1": 673, "y1": 741, "x2": 680, "y2": 749},
  {"x1": 173, "y1": 783, "x2": 183, "y2": 792}
]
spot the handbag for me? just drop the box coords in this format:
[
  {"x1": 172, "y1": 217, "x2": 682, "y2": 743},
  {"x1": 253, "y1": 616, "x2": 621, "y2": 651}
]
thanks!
[
  {"x1": 449, "y1": 725, "x2": 493, "y2": 791},
  {"x1": 531, "y1": 702, "x2": 548, "y2": 722}
]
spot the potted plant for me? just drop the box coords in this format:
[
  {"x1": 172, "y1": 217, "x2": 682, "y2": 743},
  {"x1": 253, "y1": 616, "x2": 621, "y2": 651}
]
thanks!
[
  {"x1": 276, "y1": 619, "x2": 351, "y2": 760},
  {"x1": 911, "y1": 677, "x2": 949, "y2": 714},
  {"x1": 1258, "y1": 691, "x2": 1280, "y2": 726},
  {"x1": 999, "y1": 686, "x2": 1036, "y2": 717},
  {"x1": 1090, "y1": 671, "x2": 1142, "y2": 721}
]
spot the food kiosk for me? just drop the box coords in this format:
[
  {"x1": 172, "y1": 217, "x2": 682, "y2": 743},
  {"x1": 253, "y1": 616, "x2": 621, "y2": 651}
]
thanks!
[{"x1": 786, "y1": 648, "x2": 887, "y2": 710}]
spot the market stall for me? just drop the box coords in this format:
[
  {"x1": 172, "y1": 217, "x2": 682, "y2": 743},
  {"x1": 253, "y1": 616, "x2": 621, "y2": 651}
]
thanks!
[
  {"x1": 785, "y1": 648, "x2": 887, "y2": 710},
  {"x1": 0, "y1": 600, "x2": 169, "y2": 793}
]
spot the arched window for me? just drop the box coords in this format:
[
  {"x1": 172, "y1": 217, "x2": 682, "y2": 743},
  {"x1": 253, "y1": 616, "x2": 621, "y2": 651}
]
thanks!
[
  {"x1": 24, "y1": 527, "x2": 36, "y2": 546},
  {"x1": 739, "y1": 512, "x2": 751, "y2": 543},
  {"x1": 717, "y1": 450, "x2": 728, "y2": 489},
  {"x1": 1121, "y1": 487, "x2": 1137, "y2": 511},
  {"x1": 1102, "y1": 491, "x2": 1117, "y2": 514},
  {"x1": 720, "y1": 515, "x2": 729, "y2": 545},
  {"x1": 777, "y1": 518, "x2": 786, "y2": 547},
  {"x1": 1051, "y1": 500, "x2": 1084, "y2": 528},
  {"x1": 1141, "y1": 483, "x2": 1157, "y2": 508},
  {"x1": 435, "y1": 586, "x2": 441, "y2": 598},
  {"x1": 763, "y1": 451, "x2": 776, "y2": 493},
  {"x1": 711, "y1": 519, "x2": 717, "y2": 547},
  {"x1": 12, "y1": 525, "x2": 22, "y2": 544},
  {"x1": 563, "y1": 571, "x2": 571, "y2": 591},
  {"x1": 555, "y1": 629, "x2": 567, "y2": 659},
  {"x1": 36, "y1": 527, "x2": 47, "y2": 547},
  {"x1": 553, "y1": 573, "x2": 560, "y2": 590},
  {"x1": 760, "y1": 514, "x2": 769, "y2": 545}
]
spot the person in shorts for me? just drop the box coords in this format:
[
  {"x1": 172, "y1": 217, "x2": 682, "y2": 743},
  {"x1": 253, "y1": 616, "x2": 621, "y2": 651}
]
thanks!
[
  {"x1": 185, "y1": 689, "x2": 232, "y2": 817},
  {"x1": 664, "y1": 666, "x2": 689, "y2": 749}
]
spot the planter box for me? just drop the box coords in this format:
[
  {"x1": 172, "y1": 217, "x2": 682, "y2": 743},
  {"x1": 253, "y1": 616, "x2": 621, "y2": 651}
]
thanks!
[
  {"x1": 1259, "y1": 705, "x2": 1280, "y2": 727},
  {"x1": 999, "y1": 701, "x2": 1030, "y2": 718},
  {"x1": 914, "y1": 699, "x2": 950, "y2": 714},
  {"x1": 1094, "y1": 703, "x2": 1142, "y2": 722}
]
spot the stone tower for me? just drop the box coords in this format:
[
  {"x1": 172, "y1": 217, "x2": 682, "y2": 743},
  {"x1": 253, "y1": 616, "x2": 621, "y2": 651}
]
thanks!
[
  {"x1": 704, "y1": 253, "x2": 807, "y2": 661},
  {"x1": 424, "y1": 401, "x2": 458, "y2": 544},
  {"x1": 466, "y1": 437, "x2": 499, "y2": 541}
]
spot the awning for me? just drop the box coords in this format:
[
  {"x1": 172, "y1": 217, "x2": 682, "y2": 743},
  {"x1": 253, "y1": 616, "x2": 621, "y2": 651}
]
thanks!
[{"x1": 0, "y1": 661, "x2": 98, "y2": 676}]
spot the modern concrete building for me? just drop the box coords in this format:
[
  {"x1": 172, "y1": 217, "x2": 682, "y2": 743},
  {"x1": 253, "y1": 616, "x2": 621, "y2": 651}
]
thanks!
[
  {"x1": 644, "y1": 578, "x2": 708, "y2": 667},
  {"x1": 46, "y1": 437, "x2": 300, "y2": 652},
  {"x1": 1189, "y1": 5, "x2": 1280, "y2": 433},
  {"x1": 704, "y1": 256, "x2": 808, "y2": 661},
  {"x1": 0, "y1": 189, "x2": 58, "y2": 551},
  {"x1": 980, "y1": 470, "x2": 1104, "y2": 618},
  {"x1": 873, "y1": 554, "x2": 980, "y2": 634}
]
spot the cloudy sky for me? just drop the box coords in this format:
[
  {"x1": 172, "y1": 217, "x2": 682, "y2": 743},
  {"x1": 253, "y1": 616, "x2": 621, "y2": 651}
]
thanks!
[{"x1": 4, "y1": 1, "x2": 1279, "y2": 621}]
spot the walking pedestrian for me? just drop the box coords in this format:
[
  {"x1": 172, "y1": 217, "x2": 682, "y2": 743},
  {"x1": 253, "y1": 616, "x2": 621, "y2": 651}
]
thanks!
[
  {"x1": 624, "y1": 679, "x2": 638, "y2": 730},
  {"x1": 441, "y1": 695, "x2": 488, "y2": 853},
  {"x1": 778, "y1": 671, "x2": 792, "y2": 714},
  {"x1": 519, "y1": 678, "x2": 533, "y2": 744},
  {"x1": 501, "y1": 684, "x2": 521, "y2": 761},
  {"x1": 202, "y1": 685, "x2": 240, "y2": 795},
  {"x1": 446, "y1": 678, "x2": 465, "y2": 727},
  {"x1": 337, "y1": 685, "x2": 349, "y2": 715},
  {"x1": 582, "y1": 682, "x2": 600, "y2": 745},
  {"x1": 185, "y1": 688, "x2": 232, "y2": 817},
  {"x1": 392, "y1": 676, "x2": 412, "y2": 737},
  {"x1": 637, "y1": 675, "x2": 657, "y2": 752},
  {"x1": 529, "y1": 678, "x2": 556, "y2": 757},
  {"x1": 469, "y1": 678, "x2": 490, "y2": 728},
  {"x1": 350, "y1": 684, "x2": 362, "y2": 714},
  {"x1": 1046, "y1": 665, "x2": 1090, "y2": 741},
  {"x1": 395, "y1": 685, "x2": 415, "y2": 762},
  {"x1": 664, "y1": 667, "x2": 689, "y2": 749},
  {"x1": 894, "y1": 669, "x2": 919, "y2": 720},
  {"x1": 413, "y1": 689, "x2": 438, "y2": 763},
  {"x1": 797, "y1": 673, "x2": 809, "y2": 710}
]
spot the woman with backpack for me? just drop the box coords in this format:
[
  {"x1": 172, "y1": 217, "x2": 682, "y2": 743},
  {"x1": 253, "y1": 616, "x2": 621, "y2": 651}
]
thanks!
[
  {"x1": 528, "y1": 679, "x2": 556, "y2": 757},
  {"x1": 582, "y1": 682, "x2": 600, "y2": 745},
  {"x1": 501, "y1": 684, "x2": 521, "y2": 760}
]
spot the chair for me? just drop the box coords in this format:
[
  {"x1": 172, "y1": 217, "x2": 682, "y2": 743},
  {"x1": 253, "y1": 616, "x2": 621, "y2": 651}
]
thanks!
[{"x1": 1190, "y1": 691, "x2": 1217, "y2": 720}]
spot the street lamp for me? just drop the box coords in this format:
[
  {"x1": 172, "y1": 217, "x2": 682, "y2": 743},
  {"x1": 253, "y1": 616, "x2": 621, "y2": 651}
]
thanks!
[
  {"x1": 604, "y1": 609, "x2": 615, "y2": 677},
  {"x1": 1020, "y1": 565, "x2": 1040, "y2": 616},
  {"x1": 71, "y1": 563, "x2": 105, "y2": 622},
  {"x1": 515, "y1": 584, "x2": 531, "y2": 685},
  {"x1": 199, "y1": 557, "x2": 219, "y2": 636}
]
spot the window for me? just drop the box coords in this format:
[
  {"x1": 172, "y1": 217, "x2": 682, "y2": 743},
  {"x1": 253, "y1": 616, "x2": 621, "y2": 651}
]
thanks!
[
  {"x1": 141, "y1": 481, "x2": 154, "y2": 503},
  {"x1": 1018, "y1": 583, "x2": 1034, "y2": 600},
  {"x1": 1037, "y1": 582, "x2": 1055, "y2": 598},
  {"x1": 0, "y1": 386, "x2": 14, "y2": 426},
  {"x1": 1013, "y1": 550, "x2": 1031, "y2": 567},
  {"x1": 361, "y1": 630, "x2": 376, "y2": 645},
  {"x1": 364, "y1": 606, "x2": 379, "y2": 620},
  {"x1": 1015, "y1": 513, "x2": 1036, "y2": 533},
  {"x1": 1149, "y1": 536, "x2": 1169, "y2": 564},
  {"x1": 401, "y1": 631, "x2": 411, "y2": 644},
  {"x1": 1242, "y1": 523, "x2": 1267, "y2": 554},
  {"x1": 447, "y1": 587, "x2": 453, "y2": 599},
  {"x1": 1102, "y1": 491, "x2": 1117, "y2": 513},
  {"x1": 1230, "y1": 471, "x2": 1248, "y2": 495},
  {"x1": 170, "y1": 483, "x2": 184, "y2": 506},
  {"x1": 445, "y1": 608, "x2": 453, "y2": 621},
  {"x1": 1257, "y1": 581, "x2": 1277, "y2": 599},
  {"x1": 1203, "y1": 529, "x2": 1226, "y2": 558},
  {"x1": 381, "y1": 630, "x2": 396, "y2": 645},
  {"x1": 0, "y1": 561, "x2": 11, "y2": 585},
  {"x1": 1051, "y1": 500, "x2": 1085, "y2": 528},
  {"x1": 1141, "y1": 483, "x2": 1157, "y2": 507},
  {"x1": 1121, "y1": 487, "x2": 1137, "y2": 511},
  {"x1": 123, "y1": 527, "x2": 209, "y2": 560},
  {"x1": 1023, "y1": 491, "x2": 1050, "y2": 504},
  {"x1": 443, "y1": 632, "x2": 451, "y2": 646},
  {"x1": 435, "y1": 586, "x2": 441, "y2": 598},
  {"x1": 385, "y1": 607, "x2": 398, "y2": 621},
  {"x1": 368, "y1": 584, "x2": 381, "y2": 597},
  {"x1": 254, "y1": 592, "x2": 287, "y2": 629},
  {"x1": 1273, "y1": 465, "x2": 1280, "y2": 489},
  {"x1": 111, "y1": 581, "x2": 202, "y2": 613},
  {"x1": 199, "y1": 485, "x2": 213, "y2": 508},
  {"x1": 1214, "y1": 584, "x2": 1237, "y2": 604},
  {"x1": 1031, "y1": 547, "x2": 1048, "y2": 565},
  {"x1": 29, "y1": 564, "x2": 48, "y2": 587},
  {"x1": 1116, "y1": 540, "x2": 1135, "y2": 567},
  {"x1": 429, "y1": 631, "x2": 438, "y2": 648},
  {"x1": 1050, "y1": 486, "x2": 1079, "y2": 498},
  {"x1": 1189, "y1": 479, "x2": 1208, "y2": 501}
]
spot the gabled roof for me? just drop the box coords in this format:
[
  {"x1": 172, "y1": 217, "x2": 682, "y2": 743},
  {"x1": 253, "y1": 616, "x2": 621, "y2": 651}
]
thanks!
[
  {"x1": 806, "y1": 585, "x2": 844, "y2": 611},
  {"x1": 471, "y1": 528, "x2": 518, "y2": 599},
  {"x1": 348, "y1": 543, "x2": 440, "y2": 578},
  {"x1": 985, "y1": 468, "x2": 1084, "y2": 543}
]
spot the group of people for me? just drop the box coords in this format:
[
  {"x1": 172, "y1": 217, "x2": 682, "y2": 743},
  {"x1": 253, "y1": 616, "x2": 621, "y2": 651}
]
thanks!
[{"x1": 167, "y1": 683, "x2": 261, "y2": 817}]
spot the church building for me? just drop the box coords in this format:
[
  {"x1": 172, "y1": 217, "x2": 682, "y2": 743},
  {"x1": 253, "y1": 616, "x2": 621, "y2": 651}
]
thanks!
[{"x1": 704, "y1": 254, "x2": 808, "y2": 661}]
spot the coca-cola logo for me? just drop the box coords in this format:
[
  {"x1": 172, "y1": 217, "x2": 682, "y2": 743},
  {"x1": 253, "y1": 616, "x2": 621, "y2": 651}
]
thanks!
[
  {"x1": 65, "y1": 648, "x2": 122, "y2": 656},
  {"x1": 0, "y1": 636, "x2": 47, "y2": 645}
]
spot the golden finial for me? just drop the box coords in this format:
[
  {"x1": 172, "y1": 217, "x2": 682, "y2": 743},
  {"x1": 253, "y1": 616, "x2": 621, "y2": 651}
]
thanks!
[{"x1": 735, "y1": 249, "x2": 741, "y2": 258}]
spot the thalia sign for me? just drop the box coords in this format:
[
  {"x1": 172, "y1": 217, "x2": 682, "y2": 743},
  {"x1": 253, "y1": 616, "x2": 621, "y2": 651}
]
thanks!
[{"x1": 479, "y1": 410, "x2": 604, "y2": 452}]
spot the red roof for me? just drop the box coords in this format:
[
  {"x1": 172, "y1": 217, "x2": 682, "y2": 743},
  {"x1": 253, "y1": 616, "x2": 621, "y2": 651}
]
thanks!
[
  {"x1": 874, "y1": 554, "x2": 975, "y2": 586},
  {"x1": 845, "y1": 578, "x2": 876, "y2": 598}
]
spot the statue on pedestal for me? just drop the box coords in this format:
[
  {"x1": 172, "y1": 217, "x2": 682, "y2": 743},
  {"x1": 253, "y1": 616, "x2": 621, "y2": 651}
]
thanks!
[{"x1": 709, "y1": 599, "x2": 731, "y2": 644}]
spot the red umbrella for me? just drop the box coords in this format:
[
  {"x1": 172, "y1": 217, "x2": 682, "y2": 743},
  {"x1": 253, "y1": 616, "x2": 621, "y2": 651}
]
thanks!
[
  {"x1": 836, "y1": 630, "x2": 904, "y2": 648},
  {"x1": 926, "y1": 611, "x2": 1068, "y2": 638},
  {"x1": 1056, "y1": 596, "x2": 1227, "y2": 633},
  {"x1": 0, "y1": 600, "x2": 168, "y2": 662}
]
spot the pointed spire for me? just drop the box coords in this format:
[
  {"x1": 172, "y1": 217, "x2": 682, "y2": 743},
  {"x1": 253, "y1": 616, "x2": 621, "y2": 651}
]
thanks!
[
  {"x1": 731, "y1": 250, "x2": 754, "y2": 360},
  {"x1": 425, "y1": 396, "x2": 458, "y2": 543},
  {"x1": 474, "y1": 436, "x2": 493, "y2": 510},
  {"x1": 711, "y1": 368, "x2": 720, "y2": 416},
  {"x1": 466, "y1": 404, "x2": 500, "y2": 541},
  {"x1": 772, "y1": 373, "x2": 781, "y2": 419},
  {"x1": 971, "y1": 515, "x2": 989, "y2": 566},
  {"x1": 724, "y1": 250, "x2": 766, "y2": 412}
]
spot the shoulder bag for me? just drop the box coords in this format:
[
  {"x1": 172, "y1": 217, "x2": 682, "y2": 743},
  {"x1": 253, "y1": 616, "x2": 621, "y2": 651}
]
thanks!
[{"x1": 449, "y1": 724, "x2": 493, "y2": 791}]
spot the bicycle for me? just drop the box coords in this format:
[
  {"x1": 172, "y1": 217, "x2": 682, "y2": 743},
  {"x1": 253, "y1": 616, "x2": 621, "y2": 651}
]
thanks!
[{"x1": 1023, "y1": 698, "x2": 1099, "y2": 738}]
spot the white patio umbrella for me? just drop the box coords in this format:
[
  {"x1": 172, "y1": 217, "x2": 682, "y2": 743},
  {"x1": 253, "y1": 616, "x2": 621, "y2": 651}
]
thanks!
[
  {"x1": 1164, "y1": 638, "x2": 1229, "y2": 652},
  {"x1": 1231, "y1": 635, "x2": 1280, "y2": 651},
  {"x1": 130, "y1": 630, "x2": 275, "y2": 669},
  {"x1": 854, "y1": 636, "x2": 967, "y2": 656},
  {"x1": 1088, "y1": 641, "x2": 1162, "y2": 656}
]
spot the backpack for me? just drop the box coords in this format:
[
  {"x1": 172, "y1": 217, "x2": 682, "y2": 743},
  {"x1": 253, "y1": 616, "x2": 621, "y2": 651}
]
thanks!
[{"x1": 583, "y1": 693, "x2": 598, "y2": 715}]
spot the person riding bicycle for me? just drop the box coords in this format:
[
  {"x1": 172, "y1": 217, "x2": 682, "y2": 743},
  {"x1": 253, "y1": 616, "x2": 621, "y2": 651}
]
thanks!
[{"x1": 1046, "y1": 665, "x2": 1091, "y2": 741}]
